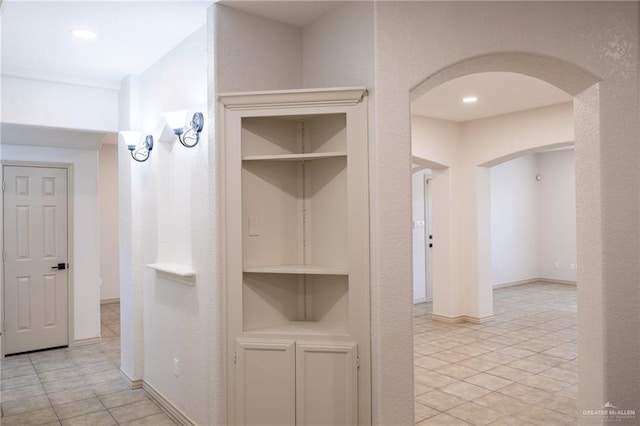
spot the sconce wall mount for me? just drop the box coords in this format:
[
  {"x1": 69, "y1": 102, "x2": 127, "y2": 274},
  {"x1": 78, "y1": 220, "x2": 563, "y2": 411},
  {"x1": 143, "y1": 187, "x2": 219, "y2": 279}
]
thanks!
[
  {"x1": 121, "y1": 131, "x2": 154, "y2": 162},
  {"x1": 163, "y1": 111, "x2": 204, "y2": 148}
]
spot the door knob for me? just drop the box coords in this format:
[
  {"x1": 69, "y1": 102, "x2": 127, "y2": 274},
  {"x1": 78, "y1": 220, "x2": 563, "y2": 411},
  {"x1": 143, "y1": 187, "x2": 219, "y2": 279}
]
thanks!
[{"x1": 51, "y1": 263, "x2": 67, "y2": 270}]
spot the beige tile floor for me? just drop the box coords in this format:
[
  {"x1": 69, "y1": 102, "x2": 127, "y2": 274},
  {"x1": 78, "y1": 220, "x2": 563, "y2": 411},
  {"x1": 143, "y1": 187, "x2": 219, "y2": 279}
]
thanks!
[
  {"x1": 2, "y1": 284, "x2": 576, "y2": 426},
  {"x1": 414, "y1": 282, "x2": 578, "y2": 425},
  {"x1": 0, "y1": 302, "x2": 177, "y2": 426}
]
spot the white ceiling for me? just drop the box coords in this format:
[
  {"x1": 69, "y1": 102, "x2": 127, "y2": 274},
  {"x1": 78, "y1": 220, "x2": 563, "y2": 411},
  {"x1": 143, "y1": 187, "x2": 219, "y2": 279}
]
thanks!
[
  {"x1": 1, "y1": 0, "x2": 212, "y2": 89},
  {"x1": 1, "y1": 2, "x2": 573, "y2": 147},
  {"x1": 412, "y1": 72, "x2": 572, "y2": 122}
]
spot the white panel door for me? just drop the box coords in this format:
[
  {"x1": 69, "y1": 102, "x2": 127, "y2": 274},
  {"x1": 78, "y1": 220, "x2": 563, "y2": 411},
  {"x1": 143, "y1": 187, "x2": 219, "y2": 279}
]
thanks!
[
  {"x1": 3, "y1": 166, "x2": 68, "y2": 355},
  {"x1": 235, "y1": 339, "x2": 296, "y2": 426},
  {"x1": 296, "y1": 342, "x2": 358, "y2": 426}
]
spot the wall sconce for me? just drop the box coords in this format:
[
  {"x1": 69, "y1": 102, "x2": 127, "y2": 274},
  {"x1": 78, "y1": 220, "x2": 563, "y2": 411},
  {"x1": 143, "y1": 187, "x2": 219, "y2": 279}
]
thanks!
[
  {"x1": 121, "y1": 131, "x2": 154, "y2": 162},
  {"x1": 162, "y1": 110, "x2": 204, "y2": 148}
]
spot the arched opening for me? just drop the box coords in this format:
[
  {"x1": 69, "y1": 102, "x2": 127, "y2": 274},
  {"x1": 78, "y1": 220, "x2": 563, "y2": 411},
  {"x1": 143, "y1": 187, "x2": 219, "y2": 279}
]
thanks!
[{"x1": 409, "y1": 53, "x2": 598, "y2": 424}]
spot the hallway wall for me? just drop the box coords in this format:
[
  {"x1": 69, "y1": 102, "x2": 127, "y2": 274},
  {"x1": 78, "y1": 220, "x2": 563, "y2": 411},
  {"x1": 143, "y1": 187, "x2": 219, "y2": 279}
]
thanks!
[
  {"x1": 119, "y1": 25, "x2": 211, "y2": 425},
  {"x1": 1, "y1": 144, "x2": 101, "y2": 342},
  {"x1": 99, "y1": 143, "x2": 120, "y2": 301}
]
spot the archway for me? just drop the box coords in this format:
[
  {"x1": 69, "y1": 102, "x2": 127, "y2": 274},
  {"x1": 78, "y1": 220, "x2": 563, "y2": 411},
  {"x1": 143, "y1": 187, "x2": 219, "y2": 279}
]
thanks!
[
  {"x1": 410, "y1": 54, "x2": 597, "y2": 321},
  {"x1": 408, "y1": 52, "x2": 602, "y2": 421}
]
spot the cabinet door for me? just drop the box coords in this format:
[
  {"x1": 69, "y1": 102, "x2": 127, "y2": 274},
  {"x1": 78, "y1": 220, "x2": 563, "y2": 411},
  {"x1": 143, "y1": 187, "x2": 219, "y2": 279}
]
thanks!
[
  {"x1": 236, "y1": 340, "x2": 295, "y2": 426},
  {"x1": 296, "y1": 342, "x2": 358, "y2": 426}
]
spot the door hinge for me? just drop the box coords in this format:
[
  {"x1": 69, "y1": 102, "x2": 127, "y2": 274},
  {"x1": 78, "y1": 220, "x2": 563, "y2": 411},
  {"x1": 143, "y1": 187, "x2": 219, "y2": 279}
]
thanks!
[
  {"x1": 234, "y1": 352, "x2": 237, "y2": 364},
  {"x1": 356, "y1": 356, "x2": 360, "y2": 369}
]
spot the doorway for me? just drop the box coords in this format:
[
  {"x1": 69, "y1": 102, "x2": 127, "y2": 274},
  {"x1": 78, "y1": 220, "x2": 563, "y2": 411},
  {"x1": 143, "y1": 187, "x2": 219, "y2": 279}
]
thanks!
[
  {"x1": 2, "y1": 164, "x2": 72, "y2": 355},
  {"x1": 410, "y1": 70, "x2": 579, "y2": 423},
  {"x1": 412, "y1": 167, "x2": 433, "y2": 303}
]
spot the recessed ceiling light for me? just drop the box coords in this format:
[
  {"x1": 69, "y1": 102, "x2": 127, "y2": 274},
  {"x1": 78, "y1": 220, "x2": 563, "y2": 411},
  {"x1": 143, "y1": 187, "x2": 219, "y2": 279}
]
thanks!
[
  {"x1": 71, "y1": 29, "x2": 97, "y2": 40},
  {"x1": 462, "y1": 96, "x2": 478, "y2": 104}
]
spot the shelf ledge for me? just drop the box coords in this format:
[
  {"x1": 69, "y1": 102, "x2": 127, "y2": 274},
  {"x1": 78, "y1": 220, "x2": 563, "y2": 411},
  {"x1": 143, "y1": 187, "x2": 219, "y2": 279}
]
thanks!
[
  {"x1": 242, "y1": 152, "x2": 347, "y2": 162},
  {"x1": 244, "y1": 320, "x2": 348, "y2": 336},
  {"x1": 244, "y1": 265, "x2": 348, "y2": 275},
  {"x1": 147, "y1": 263, "x2": 196, "y2": 286}
]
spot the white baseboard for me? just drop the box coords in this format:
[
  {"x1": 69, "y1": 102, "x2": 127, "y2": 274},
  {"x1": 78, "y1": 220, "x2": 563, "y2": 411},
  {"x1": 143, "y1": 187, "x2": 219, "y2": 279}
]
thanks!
[
  {"x1": 72, "y1": 336, "x2": 102, "y2": 347},
  {"x1": 120, "y1": 369, "x2": 143, "y2": 390},
  {"x1": 493, "y1": 278, "x2": 577, "y2": 289},
  {"x1": 431, "y1": 314, "x2": 493, "y2": 324},
  {"x1": 143, "y1": 380, "x2": 196, "y2": 426},
  {"x1": 493, "y1": 278, "x2": 539, "y2": 289},
  {"x1": 539, "y1": 278, "x2": 577, "y2": 286},
  {"x1": 100, "y1": 298, "x2": 120, "y2": 305},
  {"x1": 413, "y1": 297, "x2": 428, "y2": 304}
]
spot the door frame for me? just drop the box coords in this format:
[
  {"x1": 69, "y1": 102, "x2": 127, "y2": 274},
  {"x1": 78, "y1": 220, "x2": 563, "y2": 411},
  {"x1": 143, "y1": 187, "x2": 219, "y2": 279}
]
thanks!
[
  {"x1": 1, "y1": 161, "x2": 74, "y2": 356},
  {"x1": 424, "y1": 174, "x2": 433, "y2": 302}
]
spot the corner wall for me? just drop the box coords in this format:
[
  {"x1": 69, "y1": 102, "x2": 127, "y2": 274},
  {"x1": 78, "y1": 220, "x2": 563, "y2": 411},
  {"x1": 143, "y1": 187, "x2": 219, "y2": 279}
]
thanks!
[
  {"x1": 214, "y1": 5, "x2": 302, "y2": 92},
  {"x1": 538, "y1": 149, "x2": 576, "y2": 282},
  {"x1": 490, "y1": 154, "x2": 540, "y2": 285},
  {"x1": 213, "y1": 5, "x2": 305, "y2": 423}
]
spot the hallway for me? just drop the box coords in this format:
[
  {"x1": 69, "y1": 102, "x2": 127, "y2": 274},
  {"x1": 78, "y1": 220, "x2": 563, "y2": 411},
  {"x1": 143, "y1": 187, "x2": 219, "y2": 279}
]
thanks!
[
  {"x1": 414, "y1": 283, "x2": 577, "y2": 425},
  {"x1": 0, "y1": 303, "x2": 176, "y2": 425}
]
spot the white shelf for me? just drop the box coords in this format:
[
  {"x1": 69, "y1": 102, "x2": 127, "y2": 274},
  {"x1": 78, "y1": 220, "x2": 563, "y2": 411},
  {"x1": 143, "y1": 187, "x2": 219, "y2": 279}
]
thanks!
[
  {"x1": 147, "y1": 263, "x2": 196, "y2": 286},
  {"x1": 245, "y1": 321, "x2": 348, "y2": 336},
  {"x1": 242, "y1": 152, "x2": 347, "y2": 162},
  {"x1": 243, "y1": 265, "x2": 348, "y2": 275}
]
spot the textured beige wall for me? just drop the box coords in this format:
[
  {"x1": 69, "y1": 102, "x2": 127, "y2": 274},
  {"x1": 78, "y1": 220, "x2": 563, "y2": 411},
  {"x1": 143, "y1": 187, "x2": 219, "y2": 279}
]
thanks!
[{"x1": 374, "y1": 2, "x2": 638, "y2": 423}]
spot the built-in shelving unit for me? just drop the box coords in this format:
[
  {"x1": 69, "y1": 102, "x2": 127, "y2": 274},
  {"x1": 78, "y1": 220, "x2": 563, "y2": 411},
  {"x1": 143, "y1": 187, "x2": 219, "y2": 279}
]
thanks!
[{"x1": 221, "y1": 87, "x2": 370, "y2": 426}]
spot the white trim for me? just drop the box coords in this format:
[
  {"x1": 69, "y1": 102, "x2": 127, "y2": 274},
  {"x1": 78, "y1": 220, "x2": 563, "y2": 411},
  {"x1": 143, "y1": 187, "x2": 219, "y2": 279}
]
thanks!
[
  {"x1": 73, "y1": 336, "x2": 102, "y2": 347},
  {"x1": 493, "y1": 278, "x2": 577, "y2": 289},
  {"x1": 540, "y1": 278, "x2": 577, "y2": 286},
  {"x1": 120, "y1": 369, "x2": 143, "y2": 390},
  {"x1": 431, "y1": 314, "x2": 493, "y2": 324},
  {"x1": 143, "y1": 380, "x2": 196, "y2": 426},
  {"x1": 492, "y1": 278, "x2": 540, "y2": 289},
  {"x1": 218, "y1": 87, "x2": 367, "y2": 110},
  {"x1": 413, "y1": 297, "x2": 427, "y2": 305},
  {"x1": 100, "y1": 298, "x2": 120, "y2": 305}
]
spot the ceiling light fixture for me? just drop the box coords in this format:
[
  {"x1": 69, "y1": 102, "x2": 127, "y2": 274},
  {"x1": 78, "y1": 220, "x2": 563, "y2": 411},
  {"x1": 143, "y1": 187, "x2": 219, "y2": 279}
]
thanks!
[
  {"x1": 462, "y1": 96, "x2": 478, "y2": 104},
  {"x1": 70, "y1": 28, "x2": 97, "y2": 40}
]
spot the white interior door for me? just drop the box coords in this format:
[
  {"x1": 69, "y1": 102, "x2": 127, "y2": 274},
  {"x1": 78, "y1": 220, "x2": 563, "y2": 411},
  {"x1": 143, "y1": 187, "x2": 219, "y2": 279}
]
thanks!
[
  {"x1": 425, "y1": 176, "x2": 433, "y2": 302},
  {"x1": 413, "y1": 170, "x2": 434, "y2": 303},
  {"x1": 3, "y1": 165, "x2": 69, "y2": 355}
]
